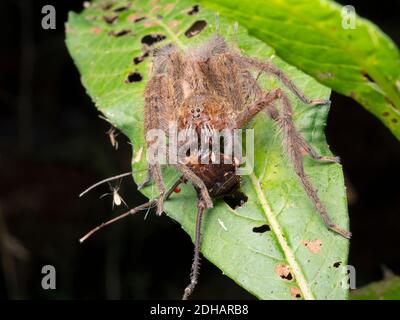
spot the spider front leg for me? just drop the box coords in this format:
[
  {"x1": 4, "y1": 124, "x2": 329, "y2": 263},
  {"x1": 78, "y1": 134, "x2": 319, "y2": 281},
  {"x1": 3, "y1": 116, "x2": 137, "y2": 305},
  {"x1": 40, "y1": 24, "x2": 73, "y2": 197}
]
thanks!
[
  {"x1": 182, "y1": 196, "x2": 207, "y2": 300},
  {"x1": 138, "y1": 163, "x2": 167, "y2": 216},
  {"x1": 236, "y1": 88, "x2": 351, "y2": 239},
  {"x1": 174, "y1": 163, "x2": 213, "y2": 209}
]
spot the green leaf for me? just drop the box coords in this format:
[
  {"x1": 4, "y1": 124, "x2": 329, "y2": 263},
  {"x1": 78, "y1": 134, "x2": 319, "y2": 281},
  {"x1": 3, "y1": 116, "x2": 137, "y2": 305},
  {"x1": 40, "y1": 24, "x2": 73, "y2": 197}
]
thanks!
[
  {"x1": 351, "y1": 276, "x2": 400, "y2": 300},
  {"x1": 198, "y1": 0, "x2": 400, "y2": 140},
  {"x1": 66, "y1": 0, "x2": 349, "y2": 299}
]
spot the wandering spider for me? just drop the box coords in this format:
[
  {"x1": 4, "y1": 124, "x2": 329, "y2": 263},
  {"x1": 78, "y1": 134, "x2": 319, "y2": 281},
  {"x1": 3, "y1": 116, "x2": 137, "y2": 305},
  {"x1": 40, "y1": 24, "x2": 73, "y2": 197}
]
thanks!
[
  {"x1": 140, "y1": 34, "x2": 351, "y2": 299},
  {"x1": 80, "y1": 34, "x2": 351, "y2": 300}
]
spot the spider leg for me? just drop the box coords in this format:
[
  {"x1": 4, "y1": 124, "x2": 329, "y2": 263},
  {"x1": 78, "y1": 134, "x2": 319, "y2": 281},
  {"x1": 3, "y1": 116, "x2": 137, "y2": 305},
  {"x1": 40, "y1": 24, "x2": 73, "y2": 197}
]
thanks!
[
  {"x1": 99, "y1": 192, "x2": 111, "y2": 199},
  {"x1": 182, "y1": 197, "x2": 206, "y2": 300},
  {"x1": 297, "y1": 138, "x2": 340, "y2": 163},
  {"x1": 235, "y1": 88, "x2": 282, "y2": 128},
  {"x1": 174, "y1": 164, "x2": 213, "y2": 209},
  {"x1": 137, "y1": 165, "x2": 152, "y2": 189},
  {"x1": 152, "y1": 163, "x2": 167, "y2": 216},
  {"x1": 234, "y1": 55, "x2": 330, "y2": 106},
  {"x1": 236, "y1": 89, "x2": 350, "y2": 238},
  {"x1": 120, "y1": 195, "x2": 129, "y2": 209}
]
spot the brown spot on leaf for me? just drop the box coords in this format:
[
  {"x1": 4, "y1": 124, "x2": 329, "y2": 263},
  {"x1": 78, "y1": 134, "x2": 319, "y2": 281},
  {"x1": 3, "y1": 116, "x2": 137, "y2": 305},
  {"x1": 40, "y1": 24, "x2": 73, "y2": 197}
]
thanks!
[
  {"x1": 144, "y1": 21, "x2": 158, "y2": 28},
  {"x1": 90, "y1": 26, "x2": 102, "y2": 34},
  {"x1": 392, "y1": 118, "x2": 398, "y2": 124},
  {"x1": 165, "y1": 3, "x2": 175, "y2": 11},
  {"x1": 382, "y1": 112, "x2": 390, "y2": 117},
  {"x1": 185, "y1": 20, "x2": 207, "y2": 38},
  {"x1": 150, "y1": 5, "x2": 161, "y2": 15},
  {"x1": 275, "y1": 264, "x2": 293, "y2": 281},
  {"x1": 333, "y1": 261, "x2": 342, "y2": 268},
  {"x1": 303, "y1": 239, "x2": 323, "y2": 254},
  {"x1": 108, "y1": 29, "x2": 131, "y2": 37},
  {"x1": 127, "y1": 14, "x2": 145, "y2": 23},
  {"x1": 290, "y1": 287, "x2": 302, "y2": 299},
  {"x1": 103, "y1": 15, "x2": 118, "y2": 24},
  {"x1": 168, "y1": 20, "x2": 180, "y2": 29}
]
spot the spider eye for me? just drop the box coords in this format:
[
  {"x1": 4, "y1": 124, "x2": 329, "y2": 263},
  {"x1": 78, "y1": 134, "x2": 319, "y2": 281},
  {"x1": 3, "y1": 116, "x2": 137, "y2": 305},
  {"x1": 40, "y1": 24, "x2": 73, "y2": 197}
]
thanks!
[
  {"x1": 196, "y1": 108, "x2": 201, "y2": 112},
  {"x1": 190, "y1": 109, "x2": 195, "y2": 113}
]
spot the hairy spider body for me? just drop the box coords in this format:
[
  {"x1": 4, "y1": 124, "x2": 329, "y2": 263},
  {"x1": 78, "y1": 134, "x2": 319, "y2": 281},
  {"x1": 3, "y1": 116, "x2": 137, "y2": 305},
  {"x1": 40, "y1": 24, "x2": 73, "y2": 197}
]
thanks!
[{"x1": 140, "y1": 35, "x2": 350, "y2": 299}]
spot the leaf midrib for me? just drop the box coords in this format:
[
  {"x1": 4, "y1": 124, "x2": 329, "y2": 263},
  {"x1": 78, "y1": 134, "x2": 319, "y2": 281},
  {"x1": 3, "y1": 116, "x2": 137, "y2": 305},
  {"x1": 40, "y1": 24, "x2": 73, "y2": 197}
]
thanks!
[{"x1": 250, "y1": 173, "x2": 315, "y2": 300}]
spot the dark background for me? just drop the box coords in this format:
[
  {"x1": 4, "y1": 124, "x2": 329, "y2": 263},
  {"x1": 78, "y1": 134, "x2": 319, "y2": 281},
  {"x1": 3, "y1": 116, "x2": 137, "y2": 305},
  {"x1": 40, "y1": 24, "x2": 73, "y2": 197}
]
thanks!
[{"x1": 0, "y1": 0, "x2": 399, "y2": 299}]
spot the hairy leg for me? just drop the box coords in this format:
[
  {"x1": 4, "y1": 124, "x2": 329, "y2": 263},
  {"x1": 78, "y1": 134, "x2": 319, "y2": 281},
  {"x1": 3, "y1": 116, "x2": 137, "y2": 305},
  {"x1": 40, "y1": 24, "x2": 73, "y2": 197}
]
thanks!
[
  {"x1": 151, "y1": 164, "x2": 167, "y2": 216},
  {"x1": 174, "y1": 164, "x2": 213, "y2": 209},
  {"x1": 274, "y1": 92, "x2": 350, "y2": 238},
  {"x1": 234, "y1": 54, "x2": 330, "y2": 106},
  {"x1": 235, "y1": 88, "x2": 283, "y2": 128},
  {"x1": 182, "y1": 197, "x2": 206, "y2": 300},
  {"x1": 236, "y1": 89, "x2": 350, "y2": 238},
  {"x1": 137, "y1": 165, "x2": 152, "y2": 189}
]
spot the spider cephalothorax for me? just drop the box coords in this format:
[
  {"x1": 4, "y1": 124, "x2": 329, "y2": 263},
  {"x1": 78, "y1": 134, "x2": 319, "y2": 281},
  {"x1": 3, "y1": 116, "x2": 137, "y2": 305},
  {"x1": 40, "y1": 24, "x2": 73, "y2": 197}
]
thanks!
[{"x1": 139, "y1": 34, "x2": 351, "y2": 299}]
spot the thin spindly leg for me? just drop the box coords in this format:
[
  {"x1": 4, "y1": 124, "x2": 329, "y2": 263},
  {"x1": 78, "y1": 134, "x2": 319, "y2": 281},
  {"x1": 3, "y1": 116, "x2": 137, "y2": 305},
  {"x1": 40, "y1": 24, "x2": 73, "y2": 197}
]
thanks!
[
  {"x1": 174, "y1": 164, "x2": 213, "y2": 209},
  {"x1": 182, "y1": 197, "x2": 206, "y2": 300}
]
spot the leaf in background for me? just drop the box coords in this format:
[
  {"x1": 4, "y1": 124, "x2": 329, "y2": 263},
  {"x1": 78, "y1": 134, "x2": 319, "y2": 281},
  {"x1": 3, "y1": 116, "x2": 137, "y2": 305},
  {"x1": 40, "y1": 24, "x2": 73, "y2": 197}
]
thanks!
[
  {"x1": 351, "y1": 276, "x2": 400, "y2": 300},
  {"x1": 66, "y1": 0, "x2": 349, "y2": 299},
  {"x1": 198, "y1": 0, "x2": 400, "y2": 140}
]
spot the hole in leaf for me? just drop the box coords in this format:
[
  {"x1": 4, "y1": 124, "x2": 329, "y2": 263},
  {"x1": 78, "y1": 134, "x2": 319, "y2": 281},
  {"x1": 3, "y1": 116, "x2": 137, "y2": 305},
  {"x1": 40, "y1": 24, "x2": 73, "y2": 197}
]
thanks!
[
  {"x1": 187, "y1": 5, "x2": 200, "y2": 15},
  {"x1": 275, "y1": 264, "x2": 293, "y2": 281},
  {"x1": 134, "y1": 16, "x2": 147, "y2": 23},
  {"x1": 108, "y1": 29, "x2": 131, "y2": 37},
  {"x1": 223, "y1": 191, "x2": 248, "y2": 210},
  {"x1": 185, "y1": 20, "x2": 207, "y2": 38},
  {"x1": 133, "y1": 51, "x2": 150, "y2": 65},
  {"x1": 125, "y1": 72, "x2": 143, "y2": 83},
  {"x1": 290, "y1": 287, "x2": 302, "y2": 299},
  {"x1": 103, "y1": 15, "x2": 118, "y2": 24},
  {"x1": 141, "y1": 34, "x2": 167, "y2": 46},
  {"x1": 252, "y1": 224, "x2": 270, "y2": 233},
  {"x1": 361, "y1": 71, "x2": 375, "y2": 83},
  {"x1": 114, "y1": 5, "x2": 130, "y2": 12}
]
